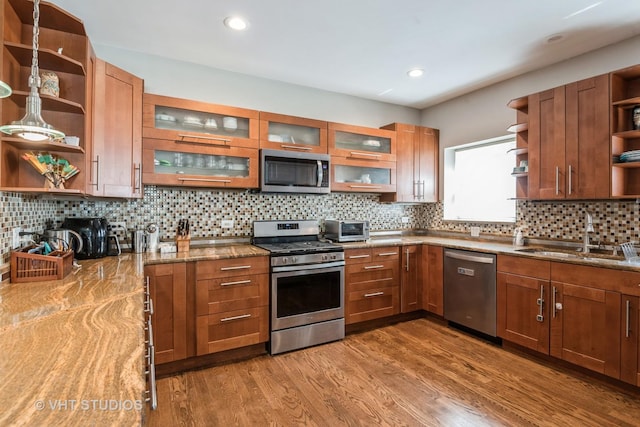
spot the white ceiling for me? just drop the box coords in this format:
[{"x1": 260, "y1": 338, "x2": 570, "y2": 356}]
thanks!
[{"x1": 50, "y1": 0, "x2": 640, "y2": 109}]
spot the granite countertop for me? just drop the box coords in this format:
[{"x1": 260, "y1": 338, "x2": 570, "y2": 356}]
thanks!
[{"x1": 2, "y1": 235, "x2": 639, "y2": 425}]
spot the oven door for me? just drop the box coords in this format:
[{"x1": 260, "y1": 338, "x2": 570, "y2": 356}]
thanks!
[{"x1": 271, "y1": 262, "x2": 344, "y2": 331}]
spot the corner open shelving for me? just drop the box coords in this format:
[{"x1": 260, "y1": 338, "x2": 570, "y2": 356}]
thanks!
[{"x1": 507, "y1": 96, "x2": 529, "y2": 199}]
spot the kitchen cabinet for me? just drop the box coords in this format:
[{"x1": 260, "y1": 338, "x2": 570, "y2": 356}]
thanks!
[
  {"x1": 145, "y1": 262, "x2": 187, "y2": 365},
  {"x1": 87, "y1": 59, "x2": 143, "y2": 198},
  {"x1": 143, "y1": 93, "x2": 259, "y2": 148},
  {"x1": 195, "y1": 256, "x2": 269, "y2": 355},
  {"x1": 400, "y1": 245, "x2": 421, "y2": 313},
  {"x1": 621, "y1": 295, "x2": 640, "y2": 386},
  {"x1": 611, "y1": 64, "x2": 640, "y2": 198},
  {"x1": 423, "y1": 245, "x2": 443, "y2": 316},
  {"x1": 0, "y1": 0, "x2": 90, "y2": 193},
  {"x1": 506, "y1": 97, "x2": 529, "y2": 199},
  {"x1": 259, "y1": 112, "x2": 328, "y2": 154},
  {"x1": 344, "y1": 247, "x2": 400, "y2": 324},
  {"x1": 497, "y1": 255, "x2": 551, "y2": 353},
  {"x1": 331, "y1": 157, "x2": 396, "y2": 193},
  {"x1": 142, "y1": 137, "x2": 259, "y2": 189},
  {"x1": 380, "y1": 123, "x2": 438, "y2": 203},
  {"x1": 527, "y1": 74, "x2": 610, "y2": 200}
]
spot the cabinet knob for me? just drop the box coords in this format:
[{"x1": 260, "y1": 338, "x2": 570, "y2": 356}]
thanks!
[{"x1": 555, "y1": 302, "x2": 563, "y2": 311}]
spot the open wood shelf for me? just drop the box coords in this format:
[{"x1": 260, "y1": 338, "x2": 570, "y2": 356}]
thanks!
[
  {"x1": 612, "y1": 129, "x2": 640, "y2": 139},
  {"x1": 1, "y1": 137, "x2": 84, "y2": 153},
  {"x1": 8, "y1": 0, "x2": 86, "y2": 36},
  {"x1": 511, "y1": 172, "x2": 528, "y2": 178},
  {"x1": 9, "y1": 90, "x2": 85, "y2": 115},
  {"x1": 507, "y1": 123, "x2": 528, "y2": 133},
  {"x1": 507, "y1": 97, "x2": 528, "y2": 110},
  {"x1": 612, "y1": 96, "x2": 640, "y2": 107},
  {"x1": 0, "y1": 187, "x2": 82, "y2": 194},
  {"x1": 4, "y1": 42, "x2": 86, "y2": 76},
  {"x1": 507, "y1": 147, "x2": 528, "y2": 155},
  {"x1": 612, "y1": 161, "x2": 640, "y2": 169}
]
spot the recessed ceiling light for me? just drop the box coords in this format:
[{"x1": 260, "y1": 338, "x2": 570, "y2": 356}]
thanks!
[
  {"x1": 546, "y1": 33, "x2": 565, "y2": 44},
  {"x1": 407, "y1": 68, "x2": 424, "y2": 78},
  {"x1": 224, "y1": 16, "x2": 249, "y2": 31}
]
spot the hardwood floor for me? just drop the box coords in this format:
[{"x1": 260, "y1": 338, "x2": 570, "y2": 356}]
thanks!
[{"x1": 146, "y1": 318, "x2": 640, "y2": 426}]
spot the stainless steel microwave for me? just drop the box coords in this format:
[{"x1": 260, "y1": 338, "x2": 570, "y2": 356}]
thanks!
[
  {"x1": 325, "y1": 220, "x2": 370, "y2": 242},
  {"x1": 260, "y1": 149, "x2": 330, "y2": 194}
]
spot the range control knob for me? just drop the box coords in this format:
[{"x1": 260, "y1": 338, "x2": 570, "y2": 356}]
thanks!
[
  {"x1": 281, "y1": 257, "x2": 288, "y2": 265},
  {"x1": 292, "y1": 257, "x2": 297, "y2": 263}
]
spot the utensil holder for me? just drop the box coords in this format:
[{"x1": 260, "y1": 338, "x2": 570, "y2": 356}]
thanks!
[
  {"x1": 176, "y1": 235, "x2": 190, "y2": 253},
  {"x1": 10, "y1": 246, "x2": 73, "y2": 283}
]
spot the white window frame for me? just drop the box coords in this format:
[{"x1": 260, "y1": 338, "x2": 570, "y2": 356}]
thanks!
[{"x1": 443, "y1": 135, "x2": 516, "y2": 223}]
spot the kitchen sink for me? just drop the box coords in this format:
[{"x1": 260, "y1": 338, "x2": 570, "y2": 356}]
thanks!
[
  {"x1": 515, "y1": 246, "x2": 627, "y2": 264},
  {"x1": 515, "y1": 248, "x2": 579, "y2": 258}
]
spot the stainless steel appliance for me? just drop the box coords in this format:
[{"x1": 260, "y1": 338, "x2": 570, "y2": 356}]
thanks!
[
  {"x1": 443, "y1": 248, "x2": 497, "y2": 337},
  {"x1": 61, "y1": 217, "x2": 109, "y2": 259},
  {"x1": 325, "y1": 219, "x2": 370, "y2": 242},
  {"x1": 252, "y1": 220, "x2": 345, "y2": 354},
  {"x1": 43, "y1": 228, "x2": 83, "y2": 253},
  {"x1": 260, "y1": 149, "x2": 330, "y2": 194}
]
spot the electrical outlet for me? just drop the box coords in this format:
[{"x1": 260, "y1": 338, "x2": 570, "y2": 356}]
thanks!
[
  {"x1": 221, "y1": 220, "x2": 234, "y2": 229},
  {"x1": 12, "y1": 227, "x2": 22, "y2": 248},
  {"x1": 109, "y1": 221, "x2": 127, "y2": 232},
  {"x1": 470, "y1": 226, "x2": 480, "y2": 237},
  {"x1": 401, "y1": 216, "x2": 410, "y2": 224}
]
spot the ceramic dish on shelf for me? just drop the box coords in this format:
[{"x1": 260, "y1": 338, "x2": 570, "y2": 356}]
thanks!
[
  {"x1": 182, "y1": 116, "x2": 204, "y2": 128},
  {"x1": 204, "y1": 118, "x2": 218, "y2": 130},
  {"x1": 228, "y1": 163, "x2": 247, "y2": 171},
  {"x1": 362, "y1": 139, "x2": 381, "y2": 147},
  {"x1": 155, "y1": 112, "x2": 176, "y2": 122}
]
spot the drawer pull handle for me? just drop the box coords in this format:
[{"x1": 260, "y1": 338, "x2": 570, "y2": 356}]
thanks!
[
  {"x1": 350, "y1": 151, "x2": 382, "y2": 159},
  {"x1": 280, "y1": 144, "x2": 312, "y2": 151},
  {"x1": 220, "y1": 279, "x2": 252, "y2": 287},
  {"x1": 220, "y1": 265, "x2": 252, "y2": 271},
  {"x1": 177, "y1": 177, "x2": 232, "y2": 183},
  {"x1": 349, "y1": 185, "x2": 382, "y2": 189},
  {"x1": 349, "y1": 254, "x2": 370, "y2": 259},
  {"x1": 377, "y1": 252, "x2": 397, "y2": 256},
  {"x1": 177, "y1": 134, "x2": 232, "y2": 146},
  {"x1": 364, "y1": 291, "x2": 384, "y2": 298},
  {"x1": 364, "y1": 265, "x2": 384, "y2": 270},
  {"x1": 220, "y1": 314, "x2": 252, "y2": 322}
]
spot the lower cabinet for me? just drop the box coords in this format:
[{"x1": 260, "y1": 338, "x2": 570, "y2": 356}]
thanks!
[
  {"x1": 621, "y1": 295, "x2": 640, "y2": 386},
  {"x1": 423, "y1": 245, "x2": 443, "y2": 316},
  {"x1": 345, "y1": 247, "x2": 400, "y2": 324},
  {"x1": 400, "y1": 245, "x2": 421, "y2": 313},
  {"x1": 194, "y1": 256, "x2": 269, "y2": 355},
  {"x1": 145, "y1": 262, "x2": 187, "y2": 364}
]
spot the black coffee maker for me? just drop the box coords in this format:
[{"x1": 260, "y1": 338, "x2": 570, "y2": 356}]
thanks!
[{"x1": 62, "y1": 217, "x2": 109, "y2": 259}]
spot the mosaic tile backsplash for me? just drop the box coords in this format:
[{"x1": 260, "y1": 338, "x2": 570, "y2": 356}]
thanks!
[{"x1": 2, "y1": 186, "x2": 639, "y2": 265}]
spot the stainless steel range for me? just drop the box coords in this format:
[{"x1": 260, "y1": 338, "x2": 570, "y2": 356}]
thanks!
[{"x1": 252, "y1": 220, "x2": 345, "y2": 355}]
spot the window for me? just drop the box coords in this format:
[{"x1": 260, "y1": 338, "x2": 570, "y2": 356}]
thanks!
[{"x1": 444, "y1": 135, "x2": 516, "y2": 223}]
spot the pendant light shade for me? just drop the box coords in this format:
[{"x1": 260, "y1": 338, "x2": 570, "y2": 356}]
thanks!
[
  {"x1": 0, "y1": 0, "x2": 64, "y2": 141},
  {"x1": 0, "y1": 80, "x2": 11, "y2": 98}
]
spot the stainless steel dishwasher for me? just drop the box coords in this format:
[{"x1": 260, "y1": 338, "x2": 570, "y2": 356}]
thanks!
[{"x1": 443, "y1": 248, "x2": 497, "y2": 337}]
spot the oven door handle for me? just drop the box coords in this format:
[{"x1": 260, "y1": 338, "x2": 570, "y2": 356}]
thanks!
[{"x1": 272, "y1": 260, "x2": 345, "y2": 273}]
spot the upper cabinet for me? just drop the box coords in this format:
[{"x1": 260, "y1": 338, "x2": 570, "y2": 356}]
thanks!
[
  {"x1": 379, "y1": 123, "x2": 438, "y2": 203},
  {"x1": 506, "y1": 97, "x2": 529, "y2": 199},
  {"x1": 0, "y1": 0, "x2": 90, "y2": 193},
  {"x1": 611, "y1": 64, "x2": 640, "y2": 198},
  {"x1": 87, "y1": 59, "x2": 143, "y2": 198},
  {"x1": 259, "y1": 112, "x2": 328, "y2": 154},
  {"x1": 143, "y1": 93, "x2": 259, "y2": 149},
  {"x1": 527, "y1": 74, "x2": 610, "y2": 200}
]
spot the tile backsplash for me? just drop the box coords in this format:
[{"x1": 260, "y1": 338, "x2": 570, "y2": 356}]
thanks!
[{"x1": 2, "y1": 187, "x2": 639, "y2": 265}]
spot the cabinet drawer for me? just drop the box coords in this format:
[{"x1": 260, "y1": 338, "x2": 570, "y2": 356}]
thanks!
[
  {"x1": 196, "y1": 273, "x2": 269, "y2": 316},
  {"x1": 371, "y1": 247, "x2": 400, "y2": 261},
  {"x1": 196, "y1": 256, "x2": 269, "y2": 279},
  {"x1": 196, "y1": 306, "x2": 269, "y2": 355},
  {"x1": 346, "y1": 259, "x2": 399, "y2": 284},
  {"x1": 346, "y1": 285, "x2": 399, "y2": 324},
  {"x1": 345, "y1": 248, "x2": 372, "y2": 263},
  {"x1": 498, "y1": 255, "x2": 550, "y2": 279}
]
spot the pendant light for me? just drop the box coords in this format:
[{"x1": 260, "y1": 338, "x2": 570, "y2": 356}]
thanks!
[{"x1": 0, "y1": 0, "x2": 64, "y2": 141}]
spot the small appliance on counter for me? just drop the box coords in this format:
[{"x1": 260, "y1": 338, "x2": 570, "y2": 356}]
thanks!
[
  {"x1": 325, "y1": 219, "x2": 370, "y2": 242},
  {"x1": 61, "y1": 217, "x2": 108, "y2": 259}
]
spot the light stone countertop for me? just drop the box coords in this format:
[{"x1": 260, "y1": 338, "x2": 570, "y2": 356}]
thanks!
[{"x1": 2, "y1": 236, "x2": 639, "y2": 425}]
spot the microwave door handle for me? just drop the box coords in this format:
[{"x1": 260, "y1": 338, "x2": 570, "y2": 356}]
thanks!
[{"x1": 317, "y1": 160, "x2": 323, "y2": 187}]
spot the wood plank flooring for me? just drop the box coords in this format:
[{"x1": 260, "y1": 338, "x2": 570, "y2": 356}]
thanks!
[{"x1": 145, "y1": 318, "x2": 640, "y2": 426}]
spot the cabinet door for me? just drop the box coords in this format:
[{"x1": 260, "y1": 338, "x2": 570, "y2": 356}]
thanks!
[
  {"x1": 146, "y1": 263, "x2": 187, "y2": 364},
  {"x1": 329, "y1": 122, "x2": 396, "y2": 162},
  {"x1": 497, "y1": 272, "x2": 550, "y2": 354},
  {"x1": 259, "y1": 112, "x2": 328, "y2": 154},
  {"x1": 423, "y1": 245, "x2": 443, "y2": 316},
  {"x1": 529, "y1": 87, "x2": 566, "y2": 199},
  {"x1": 417, "y1": 127, "x2": 439, "y2": 202},
  {"x1": 550, "y1": 282, "x2": 621, "y2": 377},
  {"x1": 90, "y1": 60, "x2": 143, "y2": 198},
  {"x1": 332, "y1": 157, "x2": 396, "y2": 193},
  {"x1": 621, "y1": 295, "x2": 640, "y2": 386},
  {"x1": 565, "y1": 74, "x2": 610, "y2": 199},
  {"x1": 401, "y1": 245, "x2": 421, "y2": 313}
]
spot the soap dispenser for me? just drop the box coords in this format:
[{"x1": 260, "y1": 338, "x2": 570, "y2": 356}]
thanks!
[{"x1": 513, "y1": 227, "x2": 525, "y2": 248}]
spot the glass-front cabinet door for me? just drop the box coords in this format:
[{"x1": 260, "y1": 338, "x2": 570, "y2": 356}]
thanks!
[
  {"x1": 259, "y1": 112, "x2": 328, "y2": 154},
  {"x1": 332, "y1": 157, "x2": 396, "y2": 193},
  {"x1": 329, "y1": 122, "x2": 396, "y2": 162},
  {"x1": 142, "y1": 138, "x2": 258, "y2": 188},
  {"x1": 143, "y1": 94, "x2": 259, "y2": 149}
]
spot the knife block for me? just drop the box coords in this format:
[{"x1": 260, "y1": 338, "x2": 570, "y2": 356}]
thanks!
[{"x1": 176, "y1": 235, "x2": 190, "y2": 253}]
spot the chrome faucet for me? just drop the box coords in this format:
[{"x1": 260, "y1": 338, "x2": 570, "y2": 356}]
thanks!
[{"x1": 583, "y1": 211, "x2": 596, "y2": 253}]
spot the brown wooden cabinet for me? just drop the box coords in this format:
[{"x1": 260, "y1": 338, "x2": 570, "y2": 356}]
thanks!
[
  {"x1": 0, "y1": 0, "x2": 90, "y2": 194},
  {"x1": 497, "y1": 255, "x2": 551, "y2": 354},
  {"x1": 87, "y1": 59, "x2": 143, "y2": 198},
  {"x1": 195, "y1": 256, "x2": 269, "y2": 355},
  {"x1": 621, "y1": 295, "x2": 640, "y2": 386},
  {"x1": 145, "y1": 262, "x2": 187, "y2": 365},
  {"x1": 259, "y1": 112, "x2": 328, "y2": 154},
  {"x1": 331, "y1": 156, "x2": 396, "y2": 193},
  {"x1": 527, "y1": 74, "x2": 610, "y2": 200},
  {"x1": 422, "y1": 245, "x2": 443, "y2": 316},
  {"x1": 610, "y1": 64, "x2": 640, "y2": 198},
  {"x1": 344, "y1": 246, "x2": 400, "y2": 324},
  {"x1": 400, "y1": 245, "x2": 421, "y2": 313},
  {"x1": 379, "y1": 123, "x2": 438, "y2": 203},
  {"x1": 506, "y1": 97, "x2": 529, "y2": 199}
]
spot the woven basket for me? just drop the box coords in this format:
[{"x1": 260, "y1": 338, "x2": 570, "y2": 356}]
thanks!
[{"x1": 10, "y1": 246, "x2": 74, "y2": 283}]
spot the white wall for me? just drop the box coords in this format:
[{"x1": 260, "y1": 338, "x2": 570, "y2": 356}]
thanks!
[
  {"x1": 421, "y1": 35, "x2": 640, "y2": 198},
  {"x1": 94, "y1": 45, "x2": 421, "y2": 129}
]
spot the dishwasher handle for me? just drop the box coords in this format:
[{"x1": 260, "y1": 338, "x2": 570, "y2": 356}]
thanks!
[{"x1": 444, "y1": 251, "x2": 494, "y2": 264}]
